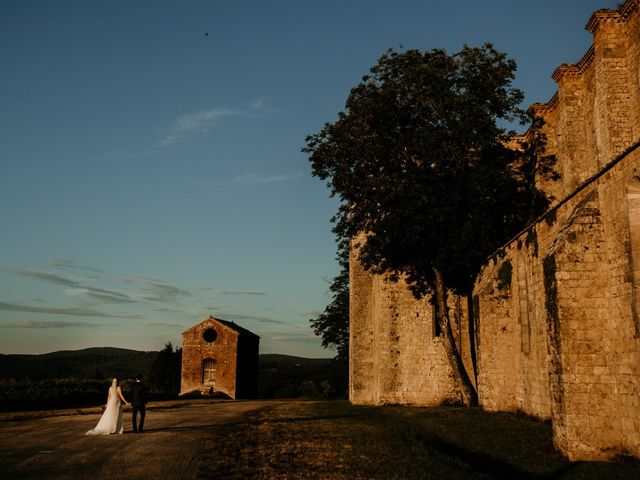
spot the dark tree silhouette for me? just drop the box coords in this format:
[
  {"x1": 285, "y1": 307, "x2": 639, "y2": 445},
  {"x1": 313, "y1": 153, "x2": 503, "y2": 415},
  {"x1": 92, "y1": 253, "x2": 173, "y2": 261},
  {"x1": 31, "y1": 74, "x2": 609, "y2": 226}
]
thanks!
[
  {"x1": 149, "y1": 342, "x2": 182, "y2": 395},
  {"x1": 310, "y1": 238, "x2": 349, "y2": 361}
]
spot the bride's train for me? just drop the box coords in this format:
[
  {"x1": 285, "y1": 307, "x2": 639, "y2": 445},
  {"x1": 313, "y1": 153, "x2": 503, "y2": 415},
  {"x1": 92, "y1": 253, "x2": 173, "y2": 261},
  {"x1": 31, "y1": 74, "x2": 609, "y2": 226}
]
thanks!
[{"x1": 86, "y1": 378, "x2": 126, "y2": 435}]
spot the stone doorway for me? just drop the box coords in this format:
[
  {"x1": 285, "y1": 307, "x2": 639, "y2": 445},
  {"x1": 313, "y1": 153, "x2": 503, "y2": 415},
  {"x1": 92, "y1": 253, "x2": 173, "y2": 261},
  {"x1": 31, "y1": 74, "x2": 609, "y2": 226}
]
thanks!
[{"x1": 203, "y1": 358, "x2": 216, "y2": 387}]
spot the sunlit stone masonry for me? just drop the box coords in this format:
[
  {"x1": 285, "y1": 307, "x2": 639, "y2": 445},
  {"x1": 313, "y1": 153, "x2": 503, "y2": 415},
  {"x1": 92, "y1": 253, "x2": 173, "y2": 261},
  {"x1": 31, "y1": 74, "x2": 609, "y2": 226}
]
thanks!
[
  {"x1": 180, "y1": 316, "x2": 259, "y2": 399},
  {"x1": 349, "y1": 0, "x2": 640, "y2": 461}
]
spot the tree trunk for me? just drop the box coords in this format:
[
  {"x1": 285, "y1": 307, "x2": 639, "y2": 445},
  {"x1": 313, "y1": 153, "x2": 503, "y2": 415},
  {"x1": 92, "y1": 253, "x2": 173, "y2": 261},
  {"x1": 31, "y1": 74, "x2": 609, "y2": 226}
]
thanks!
[
  {"x1": 466, "y1": 293, "x2": 479, "y2": 388},
  {"x1": 433, "y1": 268, "x2": 478, "y2": 407}
]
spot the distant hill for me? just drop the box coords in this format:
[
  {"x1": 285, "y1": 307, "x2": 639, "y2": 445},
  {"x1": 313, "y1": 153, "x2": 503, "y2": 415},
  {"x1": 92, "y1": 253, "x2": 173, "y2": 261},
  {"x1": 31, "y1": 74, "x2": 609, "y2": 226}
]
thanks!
[
  {"x1": 0, "y1": 348, "x2": 334, "y2": 381},
  {"x1": 259, "y1": 354, "x2": 333, "y2": 367},
  {"x1": 0, "y1": 347, "x2": 158, "y2": 380},
  {"x1": 41, "y1": 347, "x2": 142, "y2": 358}
]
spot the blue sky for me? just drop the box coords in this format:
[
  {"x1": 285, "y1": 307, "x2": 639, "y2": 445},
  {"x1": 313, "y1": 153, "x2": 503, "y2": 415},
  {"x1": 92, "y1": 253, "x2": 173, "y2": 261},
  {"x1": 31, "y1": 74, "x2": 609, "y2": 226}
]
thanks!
[{"x1": 0, "y1": 0, "x2": 617, "y2": 356}]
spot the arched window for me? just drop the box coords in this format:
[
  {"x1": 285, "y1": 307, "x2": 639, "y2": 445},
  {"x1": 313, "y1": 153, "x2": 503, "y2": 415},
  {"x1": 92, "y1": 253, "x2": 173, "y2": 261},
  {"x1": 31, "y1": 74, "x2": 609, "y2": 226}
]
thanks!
[{"x1": 627, "y1": 172, "x2": 640, "y2": 335}]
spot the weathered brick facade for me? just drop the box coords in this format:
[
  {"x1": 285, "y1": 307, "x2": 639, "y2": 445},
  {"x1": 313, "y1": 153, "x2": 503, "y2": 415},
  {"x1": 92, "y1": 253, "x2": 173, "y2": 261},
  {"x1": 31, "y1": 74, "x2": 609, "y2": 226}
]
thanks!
[
  {"x1": 180, "y1": 316, "x2": 259, "y2": 399},
  {"x1": 349, "y1": 0, "x2": 640, "y2": 461}
]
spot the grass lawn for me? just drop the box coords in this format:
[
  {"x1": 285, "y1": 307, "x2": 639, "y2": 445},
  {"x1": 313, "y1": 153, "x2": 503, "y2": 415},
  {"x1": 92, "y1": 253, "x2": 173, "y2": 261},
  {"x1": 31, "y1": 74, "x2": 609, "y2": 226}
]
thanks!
[{"x1": 196, "y1": 400, "x2": 640, "y2": 479}]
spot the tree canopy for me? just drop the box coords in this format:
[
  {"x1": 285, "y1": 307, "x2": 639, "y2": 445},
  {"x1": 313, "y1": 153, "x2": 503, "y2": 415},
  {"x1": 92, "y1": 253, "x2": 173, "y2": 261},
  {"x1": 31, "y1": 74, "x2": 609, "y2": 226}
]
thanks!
[{"x1": 304, "y1": 44, "x2": 553, "y2": 298}]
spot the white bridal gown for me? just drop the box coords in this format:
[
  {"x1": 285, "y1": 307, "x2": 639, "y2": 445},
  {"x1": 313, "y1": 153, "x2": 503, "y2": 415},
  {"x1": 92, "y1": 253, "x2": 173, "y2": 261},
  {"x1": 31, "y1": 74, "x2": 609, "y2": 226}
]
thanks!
[{"x1": 86, "y1": 379, "x2": 124, "y2": 435}]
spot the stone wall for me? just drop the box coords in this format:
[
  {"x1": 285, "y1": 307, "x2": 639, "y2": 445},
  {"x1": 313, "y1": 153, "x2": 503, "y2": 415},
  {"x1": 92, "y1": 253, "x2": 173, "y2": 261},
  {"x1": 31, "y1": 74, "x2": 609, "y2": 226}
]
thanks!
[
  {"x1": 349, "y1": 235, "x2": 475, "y2": 405},
  {"x1": 476, "y1": 143, "x2": 640, "y2": 460},
  {"x1": 349, "y1": 0, "x2": 640, "y2": 461},
  {"x1": 473, "y1": 242, "x2": 553, "y2": 419},
  {"x1": 475, "y1": 0, "x2": 640, "y2": 460}
]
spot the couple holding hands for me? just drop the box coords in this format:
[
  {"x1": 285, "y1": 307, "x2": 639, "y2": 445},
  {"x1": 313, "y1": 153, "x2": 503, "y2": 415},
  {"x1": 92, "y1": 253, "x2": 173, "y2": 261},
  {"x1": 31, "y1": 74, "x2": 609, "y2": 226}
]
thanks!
[{"x1": 86, "y1": 373, "x2": 148, "y2": 435}]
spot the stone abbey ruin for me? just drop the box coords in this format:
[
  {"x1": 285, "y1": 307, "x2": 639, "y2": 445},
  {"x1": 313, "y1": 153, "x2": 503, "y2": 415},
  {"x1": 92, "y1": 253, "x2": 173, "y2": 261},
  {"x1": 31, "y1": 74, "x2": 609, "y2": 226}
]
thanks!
[{"x1": 349, "y1": 0, "x2": 640, "y2": 461}]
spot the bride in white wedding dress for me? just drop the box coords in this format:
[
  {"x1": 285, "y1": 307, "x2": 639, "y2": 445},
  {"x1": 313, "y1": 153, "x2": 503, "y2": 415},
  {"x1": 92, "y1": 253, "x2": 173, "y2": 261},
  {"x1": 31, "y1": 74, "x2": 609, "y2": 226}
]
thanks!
[{"x1": 86, "y1": 378, "x2": 130, "y2": 435}]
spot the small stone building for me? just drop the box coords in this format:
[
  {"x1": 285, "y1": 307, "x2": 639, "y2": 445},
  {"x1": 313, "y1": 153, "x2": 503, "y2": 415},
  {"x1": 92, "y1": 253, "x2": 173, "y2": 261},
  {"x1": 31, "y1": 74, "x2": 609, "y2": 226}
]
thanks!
[{"x1": 180, "y1": 316, "x2": 259, "y2": 399}]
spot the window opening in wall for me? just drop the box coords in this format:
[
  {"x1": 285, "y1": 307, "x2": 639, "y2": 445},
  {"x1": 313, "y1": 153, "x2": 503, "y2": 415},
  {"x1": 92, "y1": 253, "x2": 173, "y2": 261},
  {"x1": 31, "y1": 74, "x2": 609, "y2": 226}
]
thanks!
[
  {"x1": 203, "y1": 358, "x2": 216, "y2": 386},
  {"x1": 626, "y1": 173, "x2": 640, "y2": 335},
  {"x1": 203, "y1": 328, "x2": 218, "y2": 343}
]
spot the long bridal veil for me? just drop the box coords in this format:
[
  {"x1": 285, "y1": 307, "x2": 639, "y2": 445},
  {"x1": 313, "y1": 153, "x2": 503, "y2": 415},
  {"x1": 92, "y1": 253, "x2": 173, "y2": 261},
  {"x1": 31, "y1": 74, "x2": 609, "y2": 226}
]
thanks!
[{"x1": 86, "y1": 378, "x2": 124, "y2": 435}]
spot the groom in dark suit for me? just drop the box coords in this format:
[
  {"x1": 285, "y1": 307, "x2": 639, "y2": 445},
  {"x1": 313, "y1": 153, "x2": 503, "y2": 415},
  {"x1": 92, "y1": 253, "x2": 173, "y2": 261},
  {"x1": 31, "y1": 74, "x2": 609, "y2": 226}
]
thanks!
[{"x1": 130, "y1": 373, "x2": 148, "y2": 433}]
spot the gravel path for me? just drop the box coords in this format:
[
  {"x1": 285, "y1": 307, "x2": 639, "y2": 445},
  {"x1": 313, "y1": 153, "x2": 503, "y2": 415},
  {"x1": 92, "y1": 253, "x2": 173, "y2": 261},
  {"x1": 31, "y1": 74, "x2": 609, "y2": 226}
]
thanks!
[{"x1": 0, "y1": 400, "x2": 278, "y2": 479}]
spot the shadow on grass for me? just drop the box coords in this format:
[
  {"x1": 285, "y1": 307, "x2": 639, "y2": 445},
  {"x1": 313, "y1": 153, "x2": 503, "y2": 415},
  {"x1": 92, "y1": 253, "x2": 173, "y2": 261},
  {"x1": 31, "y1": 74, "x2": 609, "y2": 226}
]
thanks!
[
  {"x1": 245, "y1": 413, "x2": 372, "y2": 425},
  {"x1": 239, "y1": 409, "x2": 550, "y2": 477},
  {"x1": 412, "y1": 428, "x2": 577, "y2": 480},
  {"x1": 195, "y1": 401, "x2": 640, "y2": 480},
  {"x1": 138, "y1": 423, "x2": 224, "y2": 433}
]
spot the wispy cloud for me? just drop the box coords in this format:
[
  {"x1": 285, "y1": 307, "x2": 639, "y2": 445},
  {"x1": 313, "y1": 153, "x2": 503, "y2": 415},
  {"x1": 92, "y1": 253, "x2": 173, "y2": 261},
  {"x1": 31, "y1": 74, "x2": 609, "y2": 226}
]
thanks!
[
  {"x1": 65, "y1": 287, "x2": 134, "y2": 304},
  {"x1": 204, "y1": 305, "x2": 225, "y2": 311},
  {"x1": 195, "y1": 286, "x2": 266, "y2": 296},
  {"x1": 2, "y1": 262, "x2": 285, "y2": 333},
  {"x1": 218, "y1": 290, "x2": 266, "y2": 296},
  {"x1": 48, "y1": 258, "x2": 105, "y2": 274},
  {"x1": 0, "y1": 320, "x2": 102, "y2": 329},
  {"x1": 248, "y1": 96, "x2": 281, "y2": 113},
  {"x1": 104, "y1": 149, "x2": 158, "y2": 161},
  {"x1": 297, "y1": 308, "x2": 323, "y2": 318},
  {"x1": 151, "y1": 307, "x2": 184, "y2": 314},
  {"x1": 139, "y1": 322, "x2": 185, "y2": 328},
  {"x1": 270, "y1": 332, "x2": 323, "y2": 345},
  {"x1": 5, "y1": 268, "x2": 134, "y2": 304},
  {"x1": 0, "y1": 301, "x2": 143, "y2": 319},
  {"x1": 160, "y1": 98, "x2": 277, "y2": 146},
  {"x1": 6, "y1": 269, "x2": 78, "y2": 287},
  {"x1": 234, "y1": 173, "x2": 302, "y2": 185},
  {"x1": 8, "y1": 265, "x2": 192, "y2": 305},
  {"x1": 216, "y1": 312, "x2": 286, "y2": 324},
  {"x1": 161, "y1": 107, "x2": 246, "y2": 146},
  {"x1": 131, "y1": 277, "x2": 190, "y2": 303},
  {"x1": 250, "y1": 97, "x2": 266, "y2": 109}
]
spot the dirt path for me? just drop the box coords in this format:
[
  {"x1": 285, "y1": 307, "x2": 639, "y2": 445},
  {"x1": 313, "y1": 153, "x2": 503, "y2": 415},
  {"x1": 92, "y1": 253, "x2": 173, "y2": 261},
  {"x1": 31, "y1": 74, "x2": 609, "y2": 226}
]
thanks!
[{"x1": 0, "y1": 400, "x2": 278, "y2": 479}]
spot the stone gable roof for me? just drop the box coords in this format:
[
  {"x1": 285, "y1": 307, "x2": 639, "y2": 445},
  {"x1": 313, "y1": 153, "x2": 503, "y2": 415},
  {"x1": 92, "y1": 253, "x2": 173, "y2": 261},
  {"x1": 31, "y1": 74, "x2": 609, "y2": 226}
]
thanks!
[
  {"x1": 215, "y1": 318, "x2": 260, "y2": 338},
  {"x1": 182, "y1": 315, "x2": 260, "y2": 338}
]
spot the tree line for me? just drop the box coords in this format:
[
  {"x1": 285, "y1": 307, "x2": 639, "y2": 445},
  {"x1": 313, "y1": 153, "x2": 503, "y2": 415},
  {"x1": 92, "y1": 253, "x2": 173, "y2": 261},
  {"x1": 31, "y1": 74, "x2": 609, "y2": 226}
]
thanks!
[
  {"x1": 0, "y1": 343, "x2": 182, "y2": 411},
  {"x1": 0, "y1": 344, "x2": 347, "y2": 411}
]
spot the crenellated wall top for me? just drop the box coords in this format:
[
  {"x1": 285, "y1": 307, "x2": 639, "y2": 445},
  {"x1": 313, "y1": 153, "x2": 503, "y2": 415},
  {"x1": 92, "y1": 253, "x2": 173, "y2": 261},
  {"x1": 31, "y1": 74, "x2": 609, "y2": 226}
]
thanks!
[
  {"x1": 527, "y1": 92, "x2": 558, "y2": 119},
  {"x1": 586, "y1": 0, "x2": 639, "y2": 32},
  {"x1": 551, "y1": 47, "x2": 595, "y2": 83},
  {"x1": 536, "y1": 0, "x2": 638, "y2": 112}
]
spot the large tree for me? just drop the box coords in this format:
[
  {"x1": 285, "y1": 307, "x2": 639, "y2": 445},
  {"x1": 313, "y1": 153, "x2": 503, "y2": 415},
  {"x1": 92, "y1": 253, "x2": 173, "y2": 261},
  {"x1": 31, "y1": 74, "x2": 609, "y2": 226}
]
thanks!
[
  {"x1": 304, "y1": 44, "x2": 554, "y2": 406},
  {"x1": 149, "y1": 342, "x2": 182, "y2": 395}
]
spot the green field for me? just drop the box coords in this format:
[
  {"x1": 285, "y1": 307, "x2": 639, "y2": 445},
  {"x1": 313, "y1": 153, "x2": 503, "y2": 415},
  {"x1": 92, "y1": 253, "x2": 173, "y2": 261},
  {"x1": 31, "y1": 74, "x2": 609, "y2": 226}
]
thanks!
[{"x1": 196, "y1": 401, "x2": 640, "y2": 480}]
